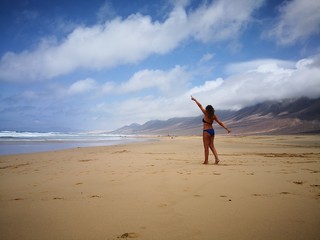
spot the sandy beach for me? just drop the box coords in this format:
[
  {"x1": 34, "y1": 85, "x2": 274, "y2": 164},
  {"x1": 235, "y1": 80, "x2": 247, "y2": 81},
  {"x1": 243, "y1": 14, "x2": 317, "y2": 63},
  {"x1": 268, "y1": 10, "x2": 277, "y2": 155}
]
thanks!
[{"x1": 0, "y1": 135, "x2": 319, "y2": 240}]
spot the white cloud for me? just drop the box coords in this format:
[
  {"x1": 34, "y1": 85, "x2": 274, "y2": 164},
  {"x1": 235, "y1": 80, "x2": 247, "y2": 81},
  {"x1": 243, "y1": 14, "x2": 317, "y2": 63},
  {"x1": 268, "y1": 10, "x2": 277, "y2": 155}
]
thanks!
[
  {"x1": 104, "y1": 94, "x2": 193, "y2": 125},
  {"x1": 0, "y1": 8, "x2": 187, "y2": 82},
  {"x1": 188, "y1": 78, "x2": 224, "y2": 95},
  {"x1": 188, "y1": 0, "x2": 264, "y2": 42},
  {"x1": 68, "y1": 78, "x2": 96, "y2": 95},
  {"x1": 225, "y1": 59, "x2": 295, "y2": 75},
  {"x1": 0, "y1": 0, "x2": 264, "y2": 82},
  {"x1": 193, "y1": 55, "x2": 320, "y2": 110},
  {"x1": 118, "y1": 65, "x2": 190, "y2": 95},
  {"x1": 100, "y1": 65, "x2": 191, "y2": 97},
  {"x1": 51, "y1": 64, "x2": 191, "y2": 99},
  {"x1": 266, "y1": 0, "x2": 320, "y2": 45}
]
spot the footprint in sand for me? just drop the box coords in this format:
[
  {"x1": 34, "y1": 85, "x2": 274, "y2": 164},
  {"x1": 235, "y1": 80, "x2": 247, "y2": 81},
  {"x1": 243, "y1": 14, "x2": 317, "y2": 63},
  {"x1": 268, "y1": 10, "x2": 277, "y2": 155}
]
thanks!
[
  {"x1": 252, "y1": 193, "x2": 262, "y2": 197},
  {"x1": 78, "y1": 159, "x2": 92, "y2": 162},
  {"x1": 11, "y1": 198, "x2": 24, "y2": 201},
  {"x1": 113, "y1": 150, "x2": 129, "y2": 154},
  {"x1": 280, "y1": 191, "x2": 290, "y2": 195},
  {"x1": 293, "y1": 181, "x2": 304, "y2": 185},
  {"x1": 90, "y1": 195, "x2": 101, "y2": 198},
  {"x1": 119, "y1": 232, "x2": 140, "y2": 238}
]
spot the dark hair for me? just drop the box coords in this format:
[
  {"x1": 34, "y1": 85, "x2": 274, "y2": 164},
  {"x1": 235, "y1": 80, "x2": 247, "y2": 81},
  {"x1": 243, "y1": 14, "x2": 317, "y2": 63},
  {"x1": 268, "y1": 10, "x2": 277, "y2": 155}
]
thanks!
[{"x1": 206, "y1": 105, "x2": 215, "y2": 118}]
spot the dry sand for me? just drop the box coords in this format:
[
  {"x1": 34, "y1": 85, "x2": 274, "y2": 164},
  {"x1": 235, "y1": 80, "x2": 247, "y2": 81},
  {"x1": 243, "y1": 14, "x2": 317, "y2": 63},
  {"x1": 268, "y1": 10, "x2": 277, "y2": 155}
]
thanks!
[{"x1": 0, "y1": 135, "x2": 319, "y2": 240}]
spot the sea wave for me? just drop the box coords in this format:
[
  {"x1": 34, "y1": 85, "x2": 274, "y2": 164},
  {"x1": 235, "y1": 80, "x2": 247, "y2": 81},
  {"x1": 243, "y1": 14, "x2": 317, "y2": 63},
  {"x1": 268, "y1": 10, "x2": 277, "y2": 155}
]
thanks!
[
  {"x1": 0, "y1": 131, "x2": 150, "y2": 155},
  {"x1": 0, "y1": 131, "x2": 127, "y2": 142}
]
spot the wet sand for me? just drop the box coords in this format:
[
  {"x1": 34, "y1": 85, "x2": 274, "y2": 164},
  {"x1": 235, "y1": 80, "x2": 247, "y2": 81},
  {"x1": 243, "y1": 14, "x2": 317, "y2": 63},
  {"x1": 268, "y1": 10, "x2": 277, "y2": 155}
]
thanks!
[{"x1": 0, "y1": 135, "x2": 319, "y2": 239}]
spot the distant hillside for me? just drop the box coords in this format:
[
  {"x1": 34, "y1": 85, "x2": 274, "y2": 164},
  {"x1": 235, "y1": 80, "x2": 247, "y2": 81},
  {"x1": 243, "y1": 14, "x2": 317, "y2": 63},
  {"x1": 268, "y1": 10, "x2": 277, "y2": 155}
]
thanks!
[{"x1": 110, "y1": 97, "x2": 320, "y2": 135}]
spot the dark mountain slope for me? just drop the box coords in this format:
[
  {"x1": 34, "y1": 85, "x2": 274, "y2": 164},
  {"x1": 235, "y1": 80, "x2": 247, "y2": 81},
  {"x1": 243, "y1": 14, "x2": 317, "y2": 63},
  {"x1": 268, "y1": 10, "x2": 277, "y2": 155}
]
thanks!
[{"x1": 110, "y1": 97, "x2": 320, "y2": 135}]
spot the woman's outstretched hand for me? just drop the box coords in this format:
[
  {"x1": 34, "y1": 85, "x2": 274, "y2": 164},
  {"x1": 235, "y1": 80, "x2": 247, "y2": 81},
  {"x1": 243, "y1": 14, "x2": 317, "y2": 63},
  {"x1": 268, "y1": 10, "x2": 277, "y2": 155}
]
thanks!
[{"x1": 191, "y1": 95, "x2": 196, "y2": 101}]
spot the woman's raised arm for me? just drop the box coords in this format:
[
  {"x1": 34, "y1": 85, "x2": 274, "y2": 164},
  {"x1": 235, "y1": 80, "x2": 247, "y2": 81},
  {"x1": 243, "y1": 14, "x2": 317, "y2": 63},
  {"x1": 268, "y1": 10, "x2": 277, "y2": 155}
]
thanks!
[{"x1": 191, "y1": 96, "x2": 206, "y2": 115}]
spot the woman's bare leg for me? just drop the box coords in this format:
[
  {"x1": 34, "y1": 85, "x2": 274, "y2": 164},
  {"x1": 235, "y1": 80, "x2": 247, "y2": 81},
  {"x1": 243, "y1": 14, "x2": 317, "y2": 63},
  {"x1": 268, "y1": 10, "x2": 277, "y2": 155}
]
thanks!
[
  {"x1": 203, "y1": 132, "x2": 210, "y2": 164},
  {"x1": 209, "y1": 134, "x2": 220, "y2": 164}
]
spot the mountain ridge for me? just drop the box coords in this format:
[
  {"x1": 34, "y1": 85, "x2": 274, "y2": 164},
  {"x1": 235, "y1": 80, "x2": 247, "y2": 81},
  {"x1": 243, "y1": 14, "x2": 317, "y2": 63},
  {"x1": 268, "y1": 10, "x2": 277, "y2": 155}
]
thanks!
[{"x1": 110, "y1": 97, "x2": 320, "y2": 135}]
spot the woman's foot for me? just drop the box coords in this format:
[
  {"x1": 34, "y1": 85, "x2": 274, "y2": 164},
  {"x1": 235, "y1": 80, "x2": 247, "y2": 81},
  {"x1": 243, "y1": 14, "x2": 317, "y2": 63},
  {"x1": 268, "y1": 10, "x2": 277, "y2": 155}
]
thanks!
[
  {"x1": 203, "y1": 161, "x2": 209, "y2": 165},
  {"x1": 215, "y1": 159, "x2": 220, "y2": 164}
]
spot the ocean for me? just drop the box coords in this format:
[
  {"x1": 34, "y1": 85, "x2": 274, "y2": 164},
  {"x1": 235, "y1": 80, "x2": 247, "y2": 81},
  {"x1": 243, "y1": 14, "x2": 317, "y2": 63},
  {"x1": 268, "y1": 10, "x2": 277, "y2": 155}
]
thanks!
[{"x1": 0, "y1": 131, "x2": 150, "y2": 155}]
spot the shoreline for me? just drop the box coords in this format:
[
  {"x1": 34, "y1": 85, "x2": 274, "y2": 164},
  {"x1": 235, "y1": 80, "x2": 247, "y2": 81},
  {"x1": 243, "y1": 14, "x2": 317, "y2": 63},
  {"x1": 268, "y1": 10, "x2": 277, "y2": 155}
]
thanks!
[
  {"x1": 1, "y1": 135, "x2": 319, "y2": 240},
  {"x1": 0, "y1": 135, "x2": 156, "y2": 156}
]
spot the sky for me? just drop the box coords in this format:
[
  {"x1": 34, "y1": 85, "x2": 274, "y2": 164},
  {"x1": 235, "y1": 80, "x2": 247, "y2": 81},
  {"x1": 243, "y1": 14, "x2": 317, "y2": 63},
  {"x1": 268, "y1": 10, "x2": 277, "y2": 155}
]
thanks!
[{"x1": 0, "y1": 0, "x2": 320, "y2": 132}]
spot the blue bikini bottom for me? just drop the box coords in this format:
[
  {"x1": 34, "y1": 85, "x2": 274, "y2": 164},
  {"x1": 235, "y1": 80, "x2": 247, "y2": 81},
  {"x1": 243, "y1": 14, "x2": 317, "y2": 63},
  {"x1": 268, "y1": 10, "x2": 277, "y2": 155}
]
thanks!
[{"x1": 203, "y1": 129, "x2": 215, "y2": 136}]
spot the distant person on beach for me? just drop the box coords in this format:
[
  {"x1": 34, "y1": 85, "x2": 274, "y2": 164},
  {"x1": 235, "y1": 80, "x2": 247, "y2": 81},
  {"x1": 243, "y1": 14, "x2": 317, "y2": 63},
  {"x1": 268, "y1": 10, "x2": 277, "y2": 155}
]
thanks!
[{"x1": 191, "y1": 96, "x2": 231, "y2": 164}]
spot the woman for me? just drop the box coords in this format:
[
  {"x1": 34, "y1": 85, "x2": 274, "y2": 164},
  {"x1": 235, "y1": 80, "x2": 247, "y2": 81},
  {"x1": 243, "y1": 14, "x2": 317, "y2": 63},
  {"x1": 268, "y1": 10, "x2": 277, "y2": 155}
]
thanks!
[{"x1": 191, "y1": 96, "x2": 231, "y2": 164}]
